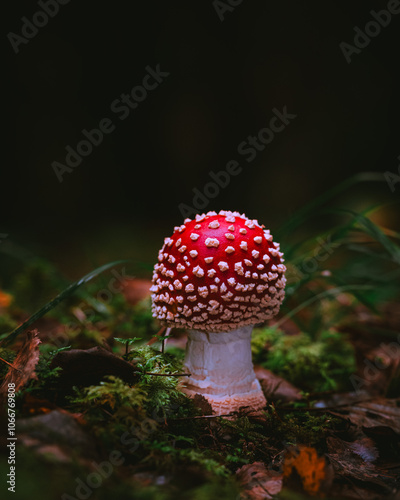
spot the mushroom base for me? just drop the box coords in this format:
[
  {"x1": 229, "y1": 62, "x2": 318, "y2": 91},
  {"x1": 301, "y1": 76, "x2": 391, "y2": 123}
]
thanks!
[{"x1": 181, "y1": 326, "x2": 266, "y2": 415}]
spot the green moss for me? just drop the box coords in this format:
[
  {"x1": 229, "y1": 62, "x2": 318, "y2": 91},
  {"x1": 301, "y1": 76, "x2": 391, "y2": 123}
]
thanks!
[
  {"x1": 252, "y1": 327, "x2": 356, "y2": 392},
  {"x1": 217, "y1": 416, "x2": 272, "y2": 466},
  {"x1": 265, "y1": 409, "x2": 339, "y2": 447},
  {"x1": 142, "y1": 438, "x2": 230, "y2": 478},
  {"x1": 128, "y1": 345, "x2": 195, "y2": 419},
  {"x1": 71, "y1": 375, "x2": 151, "y2": 449},
  {"x1": 67, "y1": 345, "x2": 198, "y2": 454},
  {"x1": 72, "y1": 375, "x2": 147, "y2": 411}
]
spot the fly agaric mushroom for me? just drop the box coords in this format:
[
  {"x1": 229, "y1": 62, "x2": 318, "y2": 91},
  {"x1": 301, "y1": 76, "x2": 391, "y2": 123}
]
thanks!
[{"x1": 151, "y1": 210, "x2": 286, "y2": 415}]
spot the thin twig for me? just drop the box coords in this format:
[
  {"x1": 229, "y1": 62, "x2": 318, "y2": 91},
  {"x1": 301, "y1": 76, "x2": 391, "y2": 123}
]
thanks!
[
  {"x1": 142, "y1": 371, "x2": 191, "y2": 377},
  {"x1": 274, "y1": 398, "x2": 374, "y2": 412},
  {"x1": 0, "y1": 356, "x2": 22, "y2": 372},
  {"x1": 170, "y1": 413, "x2": 236, "y2": 420}
]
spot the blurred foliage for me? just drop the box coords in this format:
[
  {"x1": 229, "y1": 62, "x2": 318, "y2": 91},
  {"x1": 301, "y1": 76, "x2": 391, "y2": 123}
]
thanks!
[
  {"x1": 0, "y1": 312, "x2": 17, "y2": 335},
  {"x1": 115, "y1": 296, "x2": 159, "y2": 339},
  {"x1": 278, "y1": 203, "x2": 400, "y2": 337},
  {"x1": 11, "y1": 258, "x2": 67, "y2": 314}
]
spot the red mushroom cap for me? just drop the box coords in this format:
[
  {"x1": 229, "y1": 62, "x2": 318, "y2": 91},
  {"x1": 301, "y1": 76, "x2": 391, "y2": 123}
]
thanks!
[{"x1": 151, "y1": 210, "x2": 286, "y2": 332}]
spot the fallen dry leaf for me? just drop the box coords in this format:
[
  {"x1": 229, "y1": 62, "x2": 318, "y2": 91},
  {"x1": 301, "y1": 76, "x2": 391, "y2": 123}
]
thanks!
[
  {"x1": 347, "y1": 436, "x2": 379, "y2": 463},
  {"x1": 236, "y1": 462, "x2": 282, "y2": 500},
  {"x1": 254, "y1": 366, "x2": 302, "y2": 403},
  {"x1": 312, "y1": 390, "x2": 371, "y2": 409},
  {"x1": 283, "y1": 445, "x2": 331, "y2": 496},
  {"x1": 334, "y1": 399, "x2": 400, "y2": 435},
  {"x1": 326, "y1": 436, "x2": 396, "y2": 493},
  {"x1": 0, "y1": 329, "x2": 41, "y2": 396}
]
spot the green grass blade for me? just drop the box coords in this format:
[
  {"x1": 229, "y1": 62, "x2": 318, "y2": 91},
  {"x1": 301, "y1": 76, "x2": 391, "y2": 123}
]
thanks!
[
  {"x1": 276, "y1": 172, "x2": 385, "y2": 239},
  {"x1": 0, "y1": 260, "x2": 131, "y2": 347},
  {"x1": 332, "y1": 209, "x2": 400, "y2": 264},
  {"x1": 344, "y1": 243, "x2": 395, "y2": 262}
]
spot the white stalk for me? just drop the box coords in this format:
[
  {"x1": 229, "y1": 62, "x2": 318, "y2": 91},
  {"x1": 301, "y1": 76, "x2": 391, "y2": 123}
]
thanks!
[{"x1": 182, "y1": 325, "x2": 266, "y2": 415}]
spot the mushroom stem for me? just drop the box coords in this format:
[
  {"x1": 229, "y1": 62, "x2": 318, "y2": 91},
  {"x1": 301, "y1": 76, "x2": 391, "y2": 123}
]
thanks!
[{"x1": 182, "y1": 325, "x2": 266, "y2": 415}]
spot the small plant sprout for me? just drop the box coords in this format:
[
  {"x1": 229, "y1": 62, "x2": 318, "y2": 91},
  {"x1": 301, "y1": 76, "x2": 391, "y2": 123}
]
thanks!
[
  {"x1": 151, "y1": 210, "x2": 286, "y2": 415},
  {"x1": 114, "y1": 337, "x2": 142, "y2": 357}
]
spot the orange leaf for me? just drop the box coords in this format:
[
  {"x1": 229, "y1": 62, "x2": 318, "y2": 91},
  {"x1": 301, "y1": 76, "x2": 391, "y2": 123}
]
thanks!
[
  {"x1": 283, "y1": 445, "x2": 328, "y2": 496},
  {"x1": 0, "y1": 290, "x2": 12, "y2": 308}
]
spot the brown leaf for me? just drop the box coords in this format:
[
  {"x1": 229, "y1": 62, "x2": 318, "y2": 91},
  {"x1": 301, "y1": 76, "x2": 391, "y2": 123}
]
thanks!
[
  {"x1": 236, "y1": 462, "x2": 282, "y2": 500},
  {"x1": 334, "y1": 399, "x2": 400, "y2": 435},
  {"x1": 312, "y1": 390, "x2": 370, "y2": 408},
  {"x1": 326, "y1": 436, "x2": 396, "y2": 492},
  {"x1": 0, "y1": 329, "x2": 41, "y2": 395},
  {"x1": 254, "y1": 366, "x2": 302, "y2": 403},
  {"x1": 347, "y1": 437, "x2": 379, "y2": 463},
  {"x1": 283, "y1": 445, "x2": 332, "y2": 496}
]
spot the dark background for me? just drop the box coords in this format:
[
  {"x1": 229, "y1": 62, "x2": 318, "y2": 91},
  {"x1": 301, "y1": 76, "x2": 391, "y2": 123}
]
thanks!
[{"x1": 2, "y1": 0, "x2": 400, "y2": 278}]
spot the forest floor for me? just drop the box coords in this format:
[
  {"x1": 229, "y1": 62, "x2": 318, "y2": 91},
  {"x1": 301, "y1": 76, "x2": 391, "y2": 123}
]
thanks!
[{"x1": 0, "y1": 269, "x2": 399, "y2": 500}]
